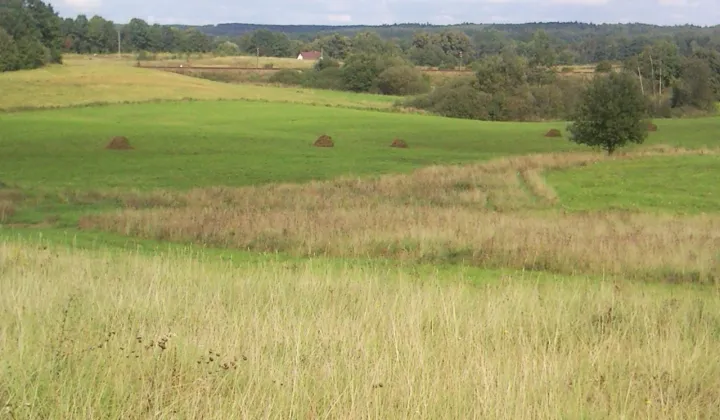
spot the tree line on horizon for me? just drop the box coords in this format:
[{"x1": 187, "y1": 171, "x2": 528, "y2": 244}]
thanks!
[{"x1": 1, "y1": 0, "x2": 718, "y2": 124}]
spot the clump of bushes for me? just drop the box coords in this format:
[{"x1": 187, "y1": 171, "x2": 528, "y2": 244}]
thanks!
[
  {"x1": 595, "y1": 61, "x2": 613, "y2": 73},
  {"x1": 266, "y1": 54, "x2": 429, "y2": 96},
  {"x1": 269, "y1": 69, "x2": 304, "y2": 85},
  {"x1": 374, "y1": 65, "x2": 430, "y2": 96}
]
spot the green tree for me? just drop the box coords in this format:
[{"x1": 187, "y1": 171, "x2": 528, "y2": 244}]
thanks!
[
  {"x1": 528, "y1": 30, "x2": 556, "y2": 68},
  {"x1": 214, "y1": 40, "x2": 240, "y2": 56},
  {"x1": 125, "y1": 18, "x2": 150, "y2": 51},
  {"x1": 671, "y1": 57, "x2": 716, "y2": 112},
  {"x1": 246, "y1": 29, "x2": 291, "y2": 57},
  {"x1": 0, "y1": 27, "x2": 19, "y2": 71},
  {"x1": 474, "y1": 51, "x2": 527, "y2": 95},
  {"x1": 341, "y1": 53, "x2": 406, "y2": 92},
  {"x1": 374, "y1": 65, "x2": 430, "y2": 95},
  {"x1": 0, "y1": 0, "x2": 62, "y2": 69},
  {"x1": 568, "y1": 72, "x2": 649, "y2": 155}
]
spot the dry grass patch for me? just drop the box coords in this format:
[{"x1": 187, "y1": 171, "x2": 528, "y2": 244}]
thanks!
[
  {"x1": 79, "y1": 146, "x2": 720, "y2": 283},
  {"x1": 0, "y1": 200, "x2": 15, "y2": 222},
  {"x1": 2, "y1": 241, "x2": 720, "y2": 418}
]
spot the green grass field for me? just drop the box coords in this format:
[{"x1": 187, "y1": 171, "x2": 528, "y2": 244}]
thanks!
[
  {"x1": 548, "y1": 154, "x2": 720, "y2": 214},
  {"x1": 2, "y1": 57, "x2": 720, "y2": 418},
  {"x1": 2, "y1": 101, "x2": 717, "y2": 191}
]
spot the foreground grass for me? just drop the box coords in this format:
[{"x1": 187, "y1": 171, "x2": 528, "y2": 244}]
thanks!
[
  {"x1": 547, "y1": 155, "x2": 720, "y2": 214},
  {"x1": 0, "y1": 57, "x2": 396, "y2": 112},
  {"x1": 2, "y1": 240, "x2": 719, "y2": 419}
]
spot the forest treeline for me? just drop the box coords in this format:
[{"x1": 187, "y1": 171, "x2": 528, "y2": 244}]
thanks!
[{"x1": 1, "y1": 0, "x2": 718, "y2": 122}]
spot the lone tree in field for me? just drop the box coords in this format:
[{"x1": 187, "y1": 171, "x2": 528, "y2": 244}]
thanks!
[{"x1": 567, "y1": 71, "x2": 649, "y2": 155}]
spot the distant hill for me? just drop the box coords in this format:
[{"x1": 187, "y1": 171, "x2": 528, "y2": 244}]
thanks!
[{"x1": 175, "y1": 21, "x2": 716, "y2": 39}]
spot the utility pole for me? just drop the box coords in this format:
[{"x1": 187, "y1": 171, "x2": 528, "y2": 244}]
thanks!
[
  {"x1": 117, "y1": 29, "x2": 121, "y2": 59},
  {"x1": 257, "y1": 47, "x2": 260, "y2": 68}
]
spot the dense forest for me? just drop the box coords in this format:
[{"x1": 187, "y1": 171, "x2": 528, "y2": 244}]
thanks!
[{"x1": 0, "y1": 0, "x2": 63, "y2": 72}]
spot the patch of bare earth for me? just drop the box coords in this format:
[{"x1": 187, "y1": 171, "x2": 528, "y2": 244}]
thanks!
[{"x1": 79, "y1": 145, "x2": 720, "y2": 283}]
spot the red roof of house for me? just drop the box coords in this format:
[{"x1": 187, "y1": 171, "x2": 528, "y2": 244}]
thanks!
[{"x1": 299, "y1": 51, "x2": 322, "y2": 59}]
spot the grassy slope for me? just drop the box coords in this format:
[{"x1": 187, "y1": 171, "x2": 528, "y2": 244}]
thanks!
[
  {"x1": 547, "y1": 154, "x2": 720, "y2": 214},
  {"x1": 2, "y1": 240, "x2": 719, "y2": 419},
  {"x1": 0, "y1": 57, "x2": 396, "y2": 112},
  {"x1": 0, "y1": 101, "x2": 578, "y2": 190},
  {"x1": 2, "y1": 100, "x2": 718, "y2": 191}
]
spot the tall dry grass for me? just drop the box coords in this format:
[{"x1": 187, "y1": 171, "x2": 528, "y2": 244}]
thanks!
[
  {"x1": 2, "y1": 240, "x2": 720, "y2": 419},
  {"x1": 80, "y1": 146, "x2": 720, "y2": 283}
]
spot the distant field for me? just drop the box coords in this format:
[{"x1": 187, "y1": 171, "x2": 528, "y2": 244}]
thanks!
[
  {"x1": 548, "y1": 154, "x2": 720, "y2": 214},
  {"x1": 0, "y1": 56, "x2": 396, "y2": 112}
]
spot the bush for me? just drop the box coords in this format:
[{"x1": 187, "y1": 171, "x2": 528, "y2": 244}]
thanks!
[
  {"x1": 341, "y1": 53, "x2": 408, "y2": 92},
  {"x1": 374, "y1": 65, "x2": 430, "y2": 96},
  {"x1": 303, "y1": 67, "x2": 346, "y2": 91},
  {"x1": 214, "y1": 41, "x2": 240, "y2": 57},
  {"x1": 269, "y1": 69, "x2": 304, "y2": 86},
  {"x1": 314, "y1": 58, "x2": 340, "y2": 71},
  {"x1": 406, "y1": 78, "x2": 493, "y2": 120},
  {"x1": 263, "y1": 63, "x2": 274, "y2": 69},
  {"x1": 595, "y1": 61, "x2": 613, "y2": 73}
]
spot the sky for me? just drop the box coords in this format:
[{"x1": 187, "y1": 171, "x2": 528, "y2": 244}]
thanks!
[{"x1": 54, "y1": 0, "x2": 720, "y2": 27}]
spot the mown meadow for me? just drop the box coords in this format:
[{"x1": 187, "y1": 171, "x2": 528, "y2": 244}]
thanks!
[{"x1": 1, "y1": 57, "x2": 720, "y2": 419}]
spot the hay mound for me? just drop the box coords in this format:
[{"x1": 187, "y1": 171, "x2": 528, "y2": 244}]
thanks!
[
  {"x1": 106, "y1": 136, "x2": 133, "y2": 150},
  {"x1": 545, "y1": 129, "x2": 562, "y2": 138},
  {"x1": 647, "y1": 123, "x2": 658, "y2": 132},
  {"x1": 390, "y1": 138, "x2": 408, "y2": 148},
  {"x1": 313, "y1": 135, "x2": 334, "y2": 148}
]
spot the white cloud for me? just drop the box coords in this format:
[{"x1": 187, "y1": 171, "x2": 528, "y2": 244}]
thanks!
[{"x1": 327, "y1": 14, "x2": 352, "y2": 22}]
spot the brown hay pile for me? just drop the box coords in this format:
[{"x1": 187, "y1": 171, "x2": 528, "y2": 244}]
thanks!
[
  {"x1": 647, "y1": 123, "x2": 658, "y2": 132},
  {"x1": 390, "y1": 138, "x2": 408, "y2": 148},
  {"x1": 106, "y1": 136, "x2": 133, "y2": 150},
  {"x1": 545, "y1": 129, "x2": 562, "y2": 138},
  {"x1": 313, "y1": 135, "x2": 334, "y2": 148}
]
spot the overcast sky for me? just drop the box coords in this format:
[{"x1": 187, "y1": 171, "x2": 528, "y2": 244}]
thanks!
[{"x1": 54, "y1": 0, "x2": 720, "y2": 27}]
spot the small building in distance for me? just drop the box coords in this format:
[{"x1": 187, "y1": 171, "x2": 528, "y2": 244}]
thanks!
[{"x1": 297, "y1": 51, "x2": 322, "y2": 61}]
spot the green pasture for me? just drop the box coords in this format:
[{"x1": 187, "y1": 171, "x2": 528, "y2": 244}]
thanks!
[
  {"x1": 2, "y1": 100, "x2": 717, "y2": 192},
  {"x1": 547, "y1": 154, "x2": 720, "y2": 214}
]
